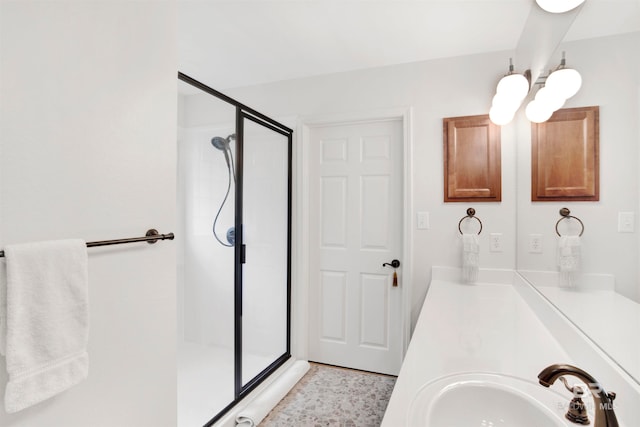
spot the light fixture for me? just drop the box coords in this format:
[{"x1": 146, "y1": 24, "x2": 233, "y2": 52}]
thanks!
[
  {"x1": 489, "y1": 59, "x2": 530, "y2": 126},
  {"x1": 496, "y1": 73, "x2": 529, "y2": 101},
  {"x1": 534, "y1": 87, "x2": 565, "y2": 112},
  {"x1": 545, "y1": 68, "x2": 582, "y2": 99},
  {"x1": 489, "y1": 106, "x2": 515, "y2": 126},
  {"x1": 525, "y1": 52, "x2": 581, "y2": 123},
  {"x1": 536, "y1": 0, "x2": 585, "y2": 14},
  {"x1": 525, "y1": 100, "x2": 553, "y2": 123}
]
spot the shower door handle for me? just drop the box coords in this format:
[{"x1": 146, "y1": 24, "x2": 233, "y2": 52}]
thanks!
[{"x1": 241, "y1": 244, "x2": 246, "y2": 264}]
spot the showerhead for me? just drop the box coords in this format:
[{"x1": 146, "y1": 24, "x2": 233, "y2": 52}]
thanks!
[
  {"x1": 211, "y1": 136, "x2": 228, "y2": 151},
  {"x1": 211, "y1": 134, "x2": 235, "y2": 168}
]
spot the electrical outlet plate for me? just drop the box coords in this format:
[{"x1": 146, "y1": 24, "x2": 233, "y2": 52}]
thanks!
[
  {"x1": 529, "y1": 234, "x2": 542, "y2": 253},
  {"x1": 489, "y1": 233, "x2": 502, "y2": 252}
]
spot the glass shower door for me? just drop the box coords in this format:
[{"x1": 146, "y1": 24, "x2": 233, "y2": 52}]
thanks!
[
  {"x1": 238, "y1": 113, "x2": 291, "y2": 389},
  {"x1": 177, "y1": 78, "x2": 237, "y2": 426}
]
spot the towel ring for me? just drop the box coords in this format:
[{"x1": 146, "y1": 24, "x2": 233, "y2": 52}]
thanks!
[
  {"x1": 555, "y1": 207, "x2": 585, "y2": 237},
  {"x1": 458, "y1": 208, "x2": 483, "y2": 235}
]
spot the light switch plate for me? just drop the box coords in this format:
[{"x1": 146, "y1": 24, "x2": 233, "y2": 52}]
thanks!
[
  {"x1": 618, "y1": 212, "x2": 635, "y2": 233},
  {"x1": 417, "y1": 211, "x2": 430, "y2": 230}
]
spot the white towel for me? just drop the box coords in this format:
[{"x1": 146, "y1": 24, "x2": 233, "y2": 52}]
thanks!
[
  {"x1": 462, "y1": 233, "x2": 480, "y2": 283},
  {"x1": 1, "y1": 239, "x2": 89, "y2": 413},
  {"x1": 557, "y1": 235, "x2": 581, "y2": 287},
  {"x1": 236, "y1": 360, "x2": 310, "y2": 426}
]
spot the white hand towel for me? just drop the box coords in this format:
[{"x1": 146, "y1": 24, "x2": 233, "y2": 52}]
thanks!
[
  {"x1": 462, "y1": 233, "x2": 480, "y2": 283},
  {"x1": 1, "y1": 239, "x2": 89, "y2": 413},
  {"x1": 557, "y1": 235, "x2": 581, "y2": 287}
]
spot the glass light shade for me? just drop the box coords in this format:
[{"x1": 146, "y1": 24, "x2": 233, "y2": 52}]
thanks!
[
  {"x1": 545, "y1": 68, "x2": 582, "y2": 99},
  {"x1": 489, "y1": 105, "x2": 515, "y2": 126},
  {"x1": 535, "y1": 0, "x2": 585, "y2": 14},
  {"x1": 535, "y1": 87, "x2": 565, "y2": 112},
  {"x1": 525, "y1": 100, "x2": 553, "y2": 123},
  {"x1": 492, "y1": 92, "x2": 522, "y2": 112},
  {"x1": 496, "y1": 73, "x2": 529, "y2": 101}
]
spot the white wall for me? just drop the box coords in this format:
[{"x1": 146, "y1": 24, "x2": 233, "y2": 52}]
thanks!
[
  {"x1": 0, "y1": 2, "x2": 177, "y2": 426},
  {"x1": 224, "y1": 51, "x2": 519, "y2": 328}
]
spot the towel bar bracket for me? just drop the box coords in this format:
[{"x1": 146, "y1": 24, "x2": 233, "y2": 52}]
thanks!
[{"x1": 147, "y1": 229, "x2": 161, "y2": 244}]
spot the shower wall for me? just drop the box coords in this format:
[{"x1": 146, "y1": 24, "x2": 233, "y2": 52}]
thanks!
[{"x1": 179, "y1": 125, "x2": 236, "y2": 347}]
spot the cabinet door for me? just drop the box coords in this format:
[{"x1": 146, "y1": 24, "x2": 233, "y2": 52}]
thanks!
[
  {"x1": 531, "y1": 106, "x2": 599, "y2": 201},
  {"x1": 443, "y1": 115, "x2": 501, "y2": 202}
]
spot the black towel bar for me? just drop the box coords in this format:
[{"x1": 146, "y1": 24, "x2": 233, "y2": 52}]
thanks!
[{"x1": 0, "y1": 229, "x2": 174, "y2": 258}]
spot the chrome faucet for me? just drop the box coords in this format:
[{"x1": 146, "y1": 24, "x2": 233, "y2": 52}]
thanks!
[{"x1": 538, "y1": 364, "x2": 619, "y2": 427}]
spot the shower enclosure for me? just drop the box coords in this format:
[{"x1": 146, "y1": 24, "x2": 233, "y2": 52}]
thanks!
[{"x1": 177, "y1": 73, "x2": 292, "y2": 426}]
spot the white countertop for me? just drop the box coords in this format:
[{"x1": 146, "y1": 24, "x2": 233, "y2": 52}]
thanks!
[
  {"x1": 535, "y1": 285, "x2": 640, "y2": 382},
  {"x1": 381, "y1": 277, "x2": 572, "y2": 426}
]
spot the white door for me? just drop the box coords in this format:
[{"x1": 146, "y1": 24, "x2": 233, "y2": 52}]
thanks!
[{"x1": 308, "y1": 118, "x2": 403, "y2": 375}]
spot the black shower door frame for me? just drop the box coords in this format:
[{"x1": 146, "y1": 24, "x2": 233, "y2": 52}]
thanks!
[
  {"x1": 177, "y1": 72, "x2": 293, "y2": 427},
  {"x1": 233, "y1": 109, "x2": 293, "y2": 397}
]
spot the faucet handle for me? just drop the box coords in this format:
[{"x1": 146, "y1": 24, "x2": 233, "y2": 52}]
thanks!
[
  {"x1": 566, "y1": 395, "x2": 591, "y2": 425},
  {"x1": 559, "y1": 376, "x2": 581, "y2": 394},
  {"x1": 558, "y1": 377, "x2": 590, "y2": 425}
]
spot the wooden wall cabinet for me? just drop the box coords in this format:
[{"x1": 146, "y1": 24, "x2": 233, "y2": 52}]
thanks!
[
  {"x1": 531, "y1": 106, "x2": 599, "y2": 201},
  {"x1": 443, "y1": 114, "x2": 501, "y2": 202}
]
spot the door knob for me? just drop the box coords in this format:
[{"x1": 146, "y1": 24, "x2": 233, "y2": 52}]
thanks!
[
  {"x1": 382, "y1": 259, "x2": 400, "y2": 287},
  {"x1": 382, "y1": 259, "x2": 400, "y2": 268}
]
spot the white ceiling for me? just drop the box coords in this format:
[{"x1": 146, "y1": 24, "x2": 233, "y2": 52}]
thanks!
[{"x1": 178, "y1": 0, "x2": 640, "y2": 91}]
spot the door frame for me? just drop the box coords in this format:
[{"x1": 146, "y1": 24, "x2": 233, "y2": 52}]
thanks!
[{"x1": 294, "y1": 108, "x2": 414, "y2": 366}]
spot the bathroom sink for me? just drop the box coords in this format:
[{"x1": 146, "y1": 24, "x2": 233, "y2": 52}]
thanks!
[{"x1": 407, "y1": 372, "x2": 573, "y2": 426}]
